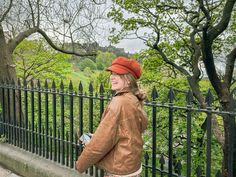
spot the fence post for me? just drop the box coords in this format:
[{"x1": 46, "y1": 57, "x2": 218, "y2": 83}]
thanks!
[
  {"x1": 69, "y1": 81, "x2": 74, "y2": 168},
  {"x1": 168, "y1": 88, "x2": 175, "y2": 177},
  {"x1": 205, "y1": 90, "x2": 213, "y2": 177},
  {"x1": 0, "y1": 80, "x2": 5, "y2": 136},
  {"x1": 228, "y1": 90, "x2": 236, "y2": 177},
  {"x1": 60, "y1": 80, "x2": 65, "y2": 165},
  {"x1": 186, "y1": 90, "x2": 193, "y2": 177},
  {"x1": 151, "y1": 87, "x2": 158, "y2": 177}
]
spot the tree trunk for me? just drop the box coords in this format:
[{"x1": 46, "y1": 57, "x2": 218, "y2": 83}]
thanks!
[{"x1": 0, "y1": 25, "x2": 20, "y2": 123}]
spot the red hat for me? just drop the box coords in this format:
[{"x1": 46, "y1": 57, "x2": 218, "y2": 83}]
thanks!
[{"x1": 106, "y1": 56, "x2": 141, "y2": 79}]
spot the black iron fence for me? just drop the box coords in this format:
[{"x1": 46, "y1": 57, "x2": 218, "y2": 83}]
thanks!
[{"x1": 0, "y1": 79, "x2": 235, "y2": 177}]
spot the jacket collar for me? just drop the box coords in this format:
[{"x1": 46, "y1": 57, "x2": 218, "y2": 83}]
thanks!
[{"x1": 114, "y1": 87, "x2": 131, "y2": 96}]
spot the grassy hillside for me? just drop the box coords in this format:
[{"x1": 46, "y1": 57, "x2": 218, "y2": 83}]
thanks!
[{"x1": 66, "y1": 71, "x2": 91, "y2": 91}]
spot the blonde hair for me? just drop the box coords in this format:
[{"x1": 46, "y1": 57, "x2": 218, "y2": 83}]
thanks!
[{"x1": 120, "y1": 73, "x2": 146, "y2": 102}]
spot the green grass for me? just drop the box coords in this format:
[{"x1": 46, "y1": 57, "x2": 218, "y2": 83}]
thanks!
[{"x1": 66, "y1": 71, "x2": 91, "y2": 91}]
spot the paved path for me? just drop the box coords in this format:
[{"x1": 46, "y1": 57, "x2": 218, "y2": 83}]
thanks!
[{"x1": 0, "y1": 165, "x2": 21, "y2": 177}]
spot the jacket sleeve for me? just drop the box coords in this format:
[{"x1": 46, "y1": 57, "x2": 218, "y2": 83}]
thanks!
[{"x1": 76, "y1": 108, "x2": 119, "y2": 173}]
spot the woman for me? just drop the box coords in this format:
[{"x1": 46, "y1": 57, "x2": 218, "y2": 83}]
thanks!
[{"x1": 76, "y1": 56, "x2": 148, "y2": 177}]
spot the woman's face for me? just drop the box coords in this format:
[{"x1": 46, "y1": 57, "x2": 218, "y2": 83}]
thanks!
[{"x1": 110, "y1": 72, "x2": 128, "y2": 91}]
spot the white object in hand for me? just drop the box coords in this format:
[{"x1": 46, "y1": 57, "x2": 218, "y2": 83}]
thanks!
[{"x1": 79, "y1": 133, "x2": 91, "y2": 145}]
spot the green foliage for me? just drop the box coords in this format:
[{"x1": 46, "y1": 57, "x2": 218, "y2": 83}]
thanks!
[
  {"x1": 90, "y1": 71, "x2": 111, "y2": 93},
  {"x1": 77, "y1": 58, "x2": 96, "y2": 71},
  {"x1": 13, "y1": 39, "x2": 72, "y2": 83},
  {"x1": 66, "y1": 71, "x2": 91, "y2": 90},
  {"x1": 95, "y1": 51, "x2": 116, "y2": 70}
]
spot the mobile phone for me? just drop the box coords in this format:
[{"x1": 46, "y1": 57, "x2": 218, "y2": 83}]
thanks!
[{"x1": 79, "y1": 133, "x2": 91, "y2": 144}]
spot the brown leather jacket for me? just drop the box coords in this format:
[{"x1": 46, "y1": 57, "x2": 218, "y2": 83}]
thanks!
[{"x1": 76, "y1": 88, "x2": 148, "y2": 175}]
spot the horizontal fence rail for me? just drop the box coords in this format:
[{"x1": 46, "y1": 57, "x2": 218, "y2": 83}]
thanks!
[{"x1": 0, "y1": 79, "x2": 235, "y2": 177}]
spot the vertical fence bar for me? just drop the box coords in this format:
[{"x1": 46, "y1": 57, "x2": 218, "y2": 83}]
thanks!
[
  {"x1": 29, "y1": 122, "x2": 31, "y2": 151},
  {"x1": 78, "y1": 82, "x2": 83, "y2": 136},
  {"x1": 37, "y1": 80, "x2": 42, "y2": 156},
  {"x1": 168, "y1": 88, "x2": 174, "y2": 177},
  {"x1": 205, "y1": 90, "x2": 213, "y2": 177},
  {"x1": 228, "y1": 90, "x2": 236, "y2": 177},
  {"x1": 88, "y1": 82, "x2": 93, "y2": 134},
  {"x1": 151, "y1": 87, "x2": 158, "y2": 177},
  {"x1": 12, "y1": 80, "x2": 16, "y2": 146},
  {"x1": 58, "y1": 129, "x2": 61, "y2": 163},
  {"x1": 160, "y1": 154, "x2": 165, "y2": 177},
  {"x1": 144, "y1": 152, "x2": 149, "y2": 177},
  {"x1": 42, "y1": 127, "x2": 45, "y2": 157},
  {"x1": 1, "y1": 80, "x2": 5, "y2": 136},
  {"x1": 78, "y1": 81, "x2": 83, "y2": 170},
  {"x1": 99, "y1": 84, "x2": 104, "y2": 177},
  {"x1": 35, "y1": 125, "x2": 38, "y2": 154},
  {"x1": 88, "y1": 82, "x2": 94, "y2": 176},
  {"x1": 0, "y1": 81, "x2": 2, "y2": 136},
  {"x1": 44, "y1": 80, "x2": 49, "y2": 158},
  {"x1": 30, "y1": 80, "x2": 35, "y2": 153},
  {"x1": 69, "y1": 81, "x2": 74, "y2": 168},
  {"x1": 66, "y1": 131, "x2": 69, "y2": 167},
  {"x1": 50, "y1": 127, "x2": 53, "y2": 160},
  {"x1": 186, "y1": 90, "x2": 193, "y2": 177},
  {"x1": 60, "y1": 81, "x2": 65, "y2": 165},
  {"x1": 7, "y1": 80, "x2": 11, "y2": 144},
  {"x1": 24, "y1": 79, "x2": 28, "y2": 150},
  {"x1": 52, "y1": 81, "x2": 57, "y2": 161},
  {"x1": 18, "y1": 79, "x2": 22, "y2": 148}
]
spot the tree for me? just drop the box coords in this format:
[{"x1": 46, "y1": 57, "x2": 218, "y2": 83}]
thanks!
[
  {"x1": 95, "y1": 51, "x2": 116, "y2": 70},
  {"x1": 108, "y1": 0, "x2": 236, "y2": 176},
  {"x1": 14, "y1": 39, "x2": 72, "y2": 83},
  {"x1": 0, "y1": 0, "x2": 106, "y2": 82},
  {"x1": 78, "y1": 58, "x2": 97, "y2": 71},
  {"x1": 0, "y1": 0, "x2": 106, "y2": 123}
]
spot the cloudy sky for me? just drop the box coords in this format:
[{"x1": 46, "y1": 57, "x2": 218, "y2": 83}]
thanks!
[
  {"x1": 96, "y1": 19, "x2": 148, "y2": 53},
  {"x1": 95, "y1": 1, "x2": 148, "y2": 54}
]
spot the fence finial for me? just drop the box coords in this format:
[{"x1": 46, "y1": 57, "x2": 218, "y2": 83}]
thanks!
[
  {"x1": 205, "y1": 89, "x2": 213, "y2": 106},
  {"x1": 99, "y1": 83, "x2": 104, "y2": 95},
  {"x1": 11, "y1": 79, "x2": 15, "y2": 86},
  {"x1": 160, "y1": 154, "x2": 165, "y2": 170},
  {"x1": 168, "y1": 88, "x2": 175, "y2": 103},
  {"x1": 24, "y1": 78, "x2": 27, "y2": 88},
  {"x1": 78, "y1": 81, "x2": 83, "y2": 93},
  {"x1": 60, "y1": 80, "x2": 64, "y2": 90},
  {"x1": 30, "y1": 80, "x2": 34, "y2": 88},
  {"x1": 52, "y1": 80, "x2": 56, "y2": 90},
  {"x1": 69, "y1": 80, "x2": 73, "y2": 91},
  {"x1": 17, "y1": 78, "x2": 21, "y2": 87},
  {"x1": 89, "y1": 82, "x2": 93, "y2": 93},
  {"x1": 151, "y1": 87, "x2": 158, "y2": 101},
  {"x1": 186, "y1": 90, "x2": 193, "y2": 105},
  {"x1": 37, "y1": 79, "x2": 41, "y2": 88},
  {"x1": 44, "y1": 79, "x2": 48, "y2": 89},
  {"x1": 176, "y1": 160, "x2": 182, "y2": 176}
]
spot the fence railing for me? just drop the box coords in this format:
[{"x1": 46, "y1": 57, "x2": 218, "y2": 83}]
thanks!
[{"x1": 0, "y1": 79, "x2": 235, "y2": 177}]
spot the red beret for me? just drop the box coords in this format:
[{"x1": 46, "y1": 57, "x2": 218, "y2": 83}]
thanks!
[{"x1": 106, "y1": 56, "x2": 141, "y2": 79}]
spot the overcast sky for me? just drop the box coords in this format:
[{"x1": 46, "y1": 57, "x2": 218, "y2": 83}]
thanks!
[
  {"x1": 95, "y1": 1, "x2": 148, "y2": 54},
  {"x1": 96, "y1": 20, "x2": 148, "y2": 54},
  {"x1": 114, "y1": 38, "x2": 148, "y2": 53}
]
